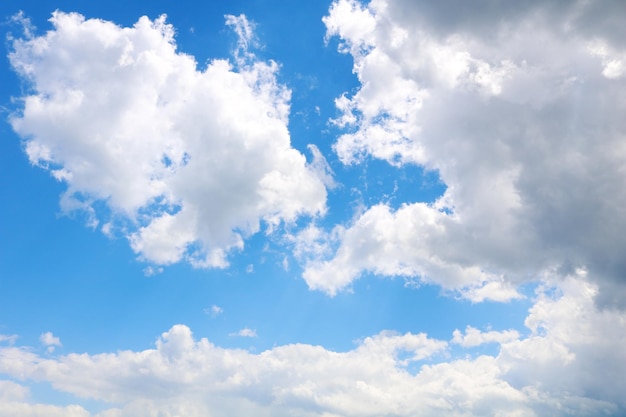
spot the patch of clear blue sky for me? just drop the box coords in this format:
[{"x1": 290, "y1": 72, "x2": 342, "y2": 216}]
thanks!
[{"x1": 0, "y1": 0, "x2": 530, "y2": 362}]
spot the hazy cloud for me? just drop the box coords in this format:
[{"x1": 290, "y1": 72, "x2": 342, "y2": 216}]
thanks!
[
  {"x1": 0, "y1": 335, "x2": 18, "y2": 345},
  {"x1": 230, "y1": 327, "x2": 257, "y2": 337}
]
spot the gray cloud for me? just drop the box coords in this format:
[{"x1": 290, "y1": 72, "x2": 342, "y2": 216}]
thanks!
[{"x1": 306, "y1": 0, "x2": 626, "y2": 306}]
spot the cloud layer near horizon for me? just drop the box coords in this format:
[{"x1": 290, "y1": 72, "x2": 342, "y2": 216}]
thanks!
[
  {"x1": 1, "y1": 276, "x2": 625, "y2": 417},
  {"x1": 300, "y1": 0, "x2": 626, "y2": 303},
  {"x1": 9, "y1": 12, "x2": 327, "y2": 268}
]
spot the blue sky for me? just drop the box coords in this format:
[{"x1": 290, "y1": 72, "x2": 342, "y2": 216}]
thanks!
[{"x1": 1, "y1": 1, "x2": 626, "y2": 416}]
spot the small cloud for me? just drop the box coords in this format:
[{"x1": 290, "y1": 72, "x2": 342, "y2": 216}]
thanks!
[
  {"x1": 101, "y1": 222, "x2": 113, "y2": 237},
  {"x1": 281, "y1": 256, "x2": 289, "y2": 271},
  {"x1": 204, "y1": 305, "x2": 223, "y2": 317},
  {"x1": 459, "y1": 280, "x2": 523, "y2": 303},
  {"x1": 143, "y1": 266, "x2": 164, "y2": 277},
  {"x1": 40, "y1": 331, "x2": 61, "y2": 353},
  {"x1": 246, "y1": 264, "x2": 254, "y2": 273},
  {"x1": 230, "y1": 327, "x2": 257, "y2": 338},
  {"x1": 307, "y1": 144, "x2": 338, "y2": 190},
  {"x1": 451, "y1": 326, "x2": 519, "y2": 348}
]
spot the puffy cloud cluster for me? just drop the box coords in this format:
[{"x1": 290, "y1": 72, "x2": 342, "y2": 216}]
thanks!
[
  {"x1": 1, "y1": 276, "x2": 625, "y2": 416},
  {"x1": 302, "y1": 0, "x2": 626, "y2": 302},
  {"x1": 39, "y1": 332, "x2": 62, "y2": 354},
  {"x1": 9, "y1": 12, "x2": 327, "y2": 267}
]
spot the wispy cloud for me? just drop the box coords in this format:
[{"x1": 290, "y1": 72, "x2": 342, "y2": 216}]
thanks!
[
  {"x1": 230, "y1": 327, "x2": 257, "y2": 338},
  {"x1": 204, "y1": 305, "x2": 223, "y2": 317},
  {"x1": 0, "y1": 334, "x2": 18, "y2": 345}
]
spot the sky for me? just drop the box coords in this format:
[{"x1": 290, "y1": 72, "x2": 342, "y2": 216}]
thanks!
[{"x1": 0, "y1": 0, "x2": 625, "y2": 416}]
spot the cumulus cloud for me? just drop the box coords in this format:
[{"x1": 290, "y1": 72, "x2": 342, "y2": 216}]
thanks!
[
  {"x1": 9, "y1": 12, "x2": 327, "y2": 268},
  {"x1": 304, "y1": 0, "x2": 626, "y2": 303},
  {"x1": 39, "y1": 332, "x2": 61, "y2": 353},
  {"x1": 39, "y1": 332, "x2": 61, "y2": 347},
  {"x1": 0, "y1": 277, "x2": 624, "y2": 416}
]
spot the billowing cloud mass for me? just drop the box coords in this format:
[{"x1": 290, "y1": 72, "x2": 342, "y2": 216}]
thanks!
[
  {"x1": 9, "y1": 12, "x2": 327, "y2": 267},
  {"x1": 1, "y1": 276, "x2": 625, "y2": 416},
  {"x1": 4, "y1": 4, "x2": 626, "y2": 416},
  {"x1": 301, "y1": 0, "x2": 626, "y2": 303}
]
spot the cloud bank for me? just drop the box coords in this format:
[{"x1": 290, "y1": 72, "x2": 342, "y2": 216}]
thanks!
[
  {"x1": 301, "y1": 0, "x2": 626, "y2": 303},
  {"x1": 1, "y1": 276, "x2": 625, "y2": 416},
  {"x1": 9, "y1": 12, "x2": 327, "y2": 268}
]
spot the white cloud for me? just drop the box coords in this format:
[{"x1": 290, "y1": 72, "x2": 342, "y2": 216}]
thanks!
[
  {"x1": 204, "y1": 305, "x2": 223, "y2": 317},
  {"x1": 9, "y1": 12, "x2": 327, "y2": 269},
  {"x1": 306, "y1": 0, "x2": 626, "y2": 303},
  {"x1": 498, "y1": 274, "x2": 626, "y2": 412},
  {"x1": 0, "y1": 380, "x2": 29, "y2": 402},
  {"x1": 142, "y1": 266, "x2": 163, "y2": 277},
  {"x1": 39, "y1": 332, "x2": 61, "y2": 353},
  {"x1": 0, "y1": 380, "x2": 92, "y2": 416},
  {"x1": 0, "y1": 278, "x2": 624, "y2": 416},
  {"x1": 452, "y1": 326, "x2": 520, "y2": 348},
  {"x1": 225, "y1": 13, "x2": 258, "y2": 55},
  {"x1": 0, "y1": 402, "x2": 91, "y2": 417},
  {"x1": 306, "y1": 144, "x2": 338, "y2": 190},
  {"x1": 302, "y1": 203, "x2": 523, "y2": 299},
  {"x1": 588, "y1": 40, "x2": 626, "y2": 79},
  {"x1": 231, "y1": 327, "x2": 257, "y2": 338}
]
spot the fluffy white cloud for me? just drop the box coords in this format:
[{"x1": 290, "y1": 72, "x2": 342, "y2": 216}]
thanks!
[
  {"x1": 452, "y1": 326, "x2": 519, "y2": 348},
  {"x1": 302, "y1": 203, "x2": 524, "y2": 299},
  {"x1": 39, "y1": 332, "x2": 61, "y2": 353},
  {"x1": 0, "y1": 277, "x2": 624, "y2": 417},
  {"x1": 304, "y1": 0, "x2": 626, "y2": 302},
  {"x1": 9, "y1": 12, "x2": 327, "y2": 268},
  {"x1": 39, "y1": 332, "x2": 61, "y2": 347}
]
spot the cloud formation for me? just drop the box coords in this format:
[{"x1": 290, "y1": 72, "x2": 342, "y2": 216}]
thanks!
[
  {"x1": 9, "y1": 12, "x2": 327, "y2": 268},
  {"x1": 302, "y1": 0, "x2": 626, "y2": 302},
  {"x1": 231, "y1": 327, "x2": 257, "y2": 337},
  {"x1": 39, "y1": 332, "x2": 61, "y2": 353},
  {"x1": 0, "y1": 277, "x2": 624, "y2": 416},
  {"x1": 39, "y1": 332, "x2": 61, "y2": 347}
]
